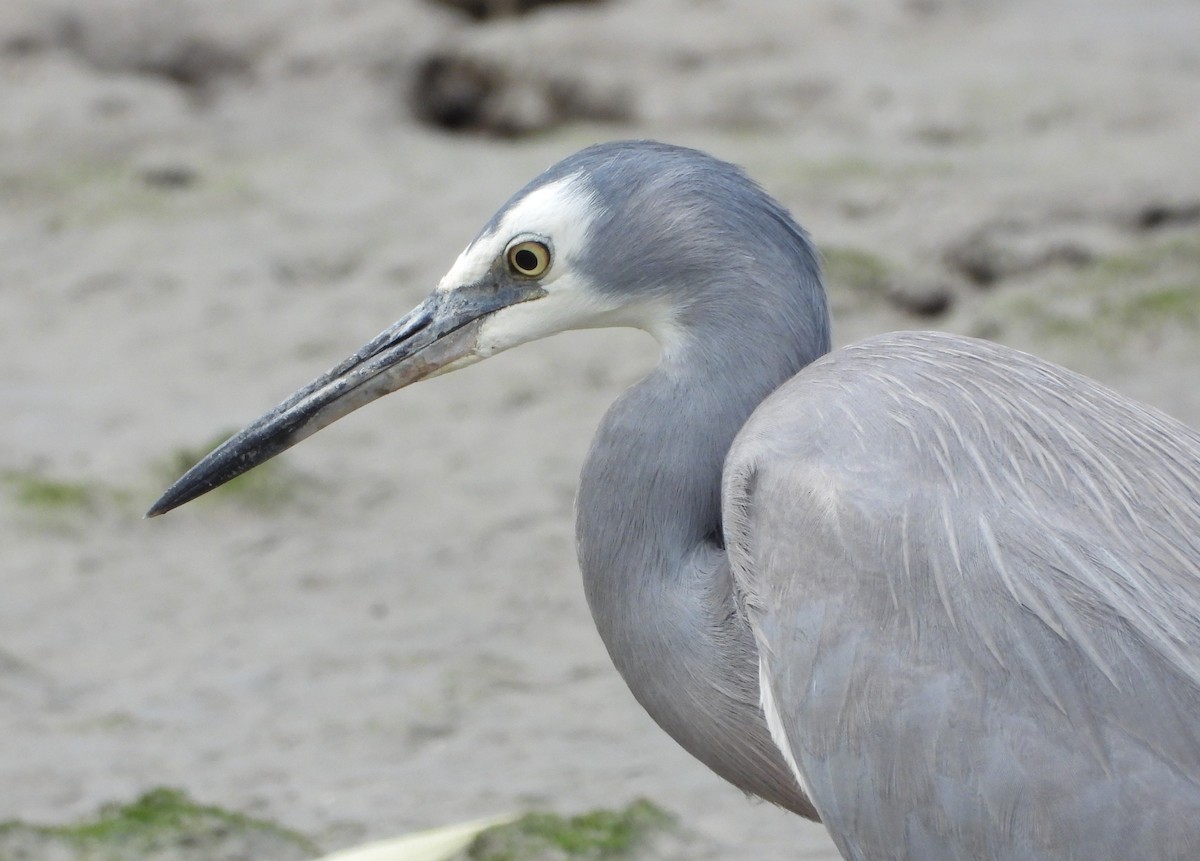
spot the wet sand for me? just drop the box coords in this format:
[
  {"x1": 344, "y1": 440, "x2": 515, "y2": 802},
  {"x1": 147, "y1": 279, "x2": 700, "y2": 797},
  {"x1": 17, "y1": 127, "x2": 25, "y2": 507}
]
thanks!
[{"x1": 2, "y1": 0, "x2": 1199, "y2": 857}]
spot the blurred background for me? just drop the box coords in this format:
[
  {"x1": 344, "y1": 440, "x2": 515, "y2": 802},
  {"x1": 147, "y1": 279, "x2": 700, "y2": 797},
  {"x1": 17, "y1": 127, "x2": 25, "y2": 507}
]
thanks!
[{"x1": 2, "y1": 0, "x2": 1198, "y2": 858}]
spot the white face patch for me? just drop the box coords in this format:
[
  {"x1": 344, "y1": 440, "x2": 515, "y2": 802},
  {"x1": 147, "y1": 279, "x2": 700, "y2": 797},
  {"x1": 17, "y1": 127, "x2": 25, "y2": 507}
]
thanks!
[
  {"x1": 436, "y1": 174, "x2": 600, "y2": 295},
  {"x1": 428, "y1": 173, "x2": 680, "y2": 359},
  {"x1": 433, "y1": 171, "x2": 687, "y2": 361}
]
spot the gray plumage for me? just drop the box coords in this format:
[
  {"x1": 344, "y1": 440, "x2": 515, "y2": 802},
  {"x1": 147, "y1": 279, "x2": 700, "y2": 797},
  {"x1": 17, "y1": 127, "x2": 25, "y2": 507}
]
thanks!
[
  {"x1": 726, "y1": 332, "x2": 1200, "y2": 859},
  {"x1": 150, "y1": 141, "x2": 1200, "y2": 860}
]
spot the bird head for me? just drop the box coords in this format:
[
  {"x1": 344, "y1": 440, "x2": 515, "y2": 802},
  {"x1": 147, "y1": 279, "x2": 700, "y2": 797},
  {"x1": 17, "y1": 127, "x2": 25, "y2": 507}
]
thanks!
[{"x1": 147, "y1": 141, "x2": 824, "y2": 516}]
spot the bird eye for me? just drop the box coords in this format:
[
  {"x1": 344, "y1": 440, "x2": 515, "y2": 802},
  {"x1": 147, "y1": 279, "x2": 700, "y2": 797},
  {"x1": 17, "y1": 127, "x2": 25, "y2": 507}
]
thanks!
[{"x1": 506, "y1": 240, "x2": 551, "y2": 277}]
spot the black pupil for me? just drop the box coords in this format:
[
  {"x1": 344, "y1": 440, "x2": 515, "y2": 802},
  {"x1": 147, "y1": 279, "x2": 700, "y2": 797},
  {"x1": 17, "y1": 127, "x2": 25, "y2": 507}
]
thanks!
[{"x1": 514, "y1": 247, "x2": 540, "y2": 272}]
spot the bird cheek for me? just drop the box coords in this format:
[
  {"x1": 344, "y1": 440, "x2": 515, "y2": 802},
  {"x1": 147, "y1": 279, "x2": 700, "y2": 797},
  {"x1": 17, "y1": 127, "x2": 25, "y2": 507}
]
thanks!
[
  {"x1": 475, "y1": 293, "x2": 570, "y2": 357},
  {"x1": 473, "y1": 303, "x2": 531, "y2": 358},
  {"x1": 474, "y1": 337, "x2": 503, "y2": 360}
]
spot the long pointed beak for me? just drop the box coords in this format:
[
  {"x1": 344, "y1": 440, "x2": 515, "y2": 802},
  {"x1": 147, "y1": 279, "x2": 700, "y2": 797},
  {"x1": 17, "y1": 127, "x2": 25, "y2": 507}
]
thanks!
[{"x1": 147, "y1": 280, "x2": 543, "y2": 517}]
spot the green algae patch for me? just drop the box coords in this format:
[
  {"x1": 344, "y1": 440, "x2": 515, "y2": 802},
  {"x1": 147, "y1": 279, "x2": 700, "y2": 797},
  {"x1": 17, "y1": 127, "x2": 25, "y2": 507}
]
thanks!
[
  {"x1": 2, "y1": 471, "x2": 96, "y2": 511},
  {"x1": 990, "y1": 228, "x2": 1200, "y2": 351},
  {"x1": 0, "y1": 470, "x2": 133, "y2": 532},
  {"x1": 457, "y1": 799, "x2": 677, "y2": 861},
  {"x1": 0, "y1": 788, "x2": 317, "y2": 861},
  {"x1": 820, "y1": 245, "x2": 897, "y2": 317},
  {"x1": 821, "y1": 246, "x2": 892, "y2": 298}
]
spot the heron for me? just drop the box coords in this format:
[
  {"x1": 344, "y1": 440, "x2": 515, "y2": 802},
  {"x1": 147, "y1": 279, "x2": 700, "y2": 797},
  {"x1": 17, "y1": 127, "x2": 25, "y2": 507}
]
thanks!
[{"x1": 149, "y1": 141, "x2": 1200, "y2": 860}]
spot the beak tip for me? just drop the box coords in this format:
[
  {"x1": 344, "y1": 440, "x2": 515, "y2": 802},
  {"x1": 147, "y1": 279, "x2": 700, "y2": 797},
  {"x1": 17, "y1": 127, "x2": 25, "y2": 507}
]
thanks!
[
  {"x1": 146, "y1": 469, "x2": 218, "y2": 519},
  {"x1": 143, "y1": 291, "x2": 494, "y2": 522},
  {"x1": 144, "y1": 502, "x2": 167, "y2": 519},
  {"x1": 144, "y1": 487, "x2": 185, "y2": 519}
]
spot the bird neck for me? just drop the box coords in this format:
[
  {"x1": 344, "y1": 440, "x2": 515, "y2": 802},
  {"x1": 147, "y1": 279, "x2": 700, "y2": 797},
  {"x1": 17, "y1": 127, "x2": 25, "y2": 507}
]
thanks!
[
  {"x1": 578, "y1": 364, "x2": 742, "y2": 604},
  {"x1": 577, "y1": 274, "x2": 830, "y2": 638},
  {"x1": 575, "y1": 289, "x2": 827, "y2": 815}
]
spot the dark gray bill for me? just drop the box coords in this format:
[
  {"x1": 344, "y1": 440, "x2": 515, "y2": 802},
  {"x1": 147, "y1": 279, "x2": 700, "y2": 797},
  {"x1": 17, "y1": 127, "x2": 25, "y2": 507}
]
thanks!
[{"x1": 147, "y1": 281, "x2": 543, "y2": 517}]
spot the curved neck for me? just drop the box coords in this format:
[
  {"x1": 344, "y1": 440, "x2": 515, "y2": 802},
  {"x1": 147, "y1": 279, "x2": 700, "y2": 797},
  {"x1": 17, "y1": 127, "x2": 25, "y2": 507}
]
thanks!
[{"x1": 575, "y1": 286, "x2": 828, "y2": 816}]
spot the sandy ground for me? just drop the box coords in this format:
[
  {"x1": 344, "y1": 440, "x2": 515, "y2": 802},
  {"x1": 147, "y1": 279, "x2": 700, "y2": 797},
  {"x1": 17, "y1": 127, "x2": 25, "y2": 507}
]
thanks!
[{"x1": 2, "y1": 0, "x2": 1199, "y2": 857}]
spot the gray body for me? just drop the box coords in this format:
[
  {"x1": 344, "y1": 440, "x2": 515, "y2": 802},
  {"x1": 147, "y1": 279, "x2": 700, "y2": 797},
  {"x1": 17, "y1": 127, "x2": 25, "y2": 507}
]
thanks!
[
  {"x1": 151, "y1": 142, "x2": 1200, "y2": 859},
  {"x1": 726, "y1": 332, "x2": 1200, "y2": 859}
]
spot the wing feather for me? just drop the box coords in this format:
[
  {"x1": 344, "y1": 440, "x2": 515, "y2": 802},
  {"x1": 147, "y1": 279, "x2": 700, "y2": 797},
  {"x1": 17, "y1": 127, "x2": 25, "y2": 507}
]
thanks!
[{"x1": 723, "y1": 331, "x2": 1200, "y2": 860}]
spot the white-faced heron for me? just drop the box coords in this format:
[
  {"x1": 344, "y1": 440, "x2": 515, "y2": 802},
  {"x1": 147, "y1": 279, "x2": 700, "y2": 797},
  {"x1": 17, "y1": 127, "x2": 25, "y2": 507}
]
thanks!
[{"x1": 150, "y1": 141, "x2": 1200, "y2": 860}]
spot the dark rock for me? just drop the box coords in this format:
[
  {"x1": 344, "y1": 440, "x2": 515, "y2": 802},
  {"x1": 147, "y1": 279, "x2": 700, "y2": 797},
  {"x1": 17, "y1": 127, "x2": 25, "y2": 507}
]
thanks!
[
  {"x1": 410, "y1": 49, "x2": 631, "y2": 137},
  {"x1": 943, "y1": 223, "x2": 1094, "y2": 287},
  {"x1": 428, "y1": 0, "x2": 607, "y2": 22},
  {"x1": 942, "y1": 230, "x2": 1016, "y2": 286},
  {"x1": 888, "y1": 279, "x2": 954, "y2": 317},
  {"x1": 1131, "y1": 201, "x2": 1200, "y2": 231},
  {"x1": 53, "y1": 13, "x2": 253, "y2": 101},
  {"x1": 2, "y1": 32, "x2": 49, "y2": 56},
  {"x1": 141, "y1": 164, "x2": 200, "y2": 189},
  {"x1": 131, "y1": 36, "x2": 252, "y2": 94}
]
